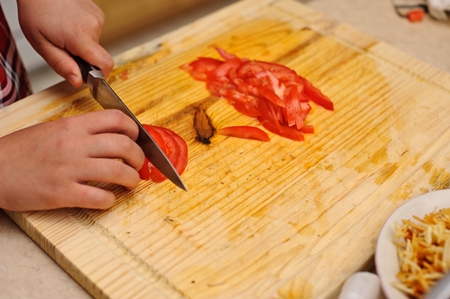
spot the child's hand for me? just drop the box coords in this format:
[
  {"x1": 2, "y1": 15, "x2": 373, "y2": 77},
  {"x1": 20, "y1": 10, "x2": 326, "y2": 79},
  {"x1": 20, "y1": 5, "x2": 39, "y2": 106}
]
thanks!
[
  {"x1": 0, "y1": 110, "x2": 145, "y2": 211},
  {"x1": 17, "y1": 0, "x2": 114, "y2": 88}
]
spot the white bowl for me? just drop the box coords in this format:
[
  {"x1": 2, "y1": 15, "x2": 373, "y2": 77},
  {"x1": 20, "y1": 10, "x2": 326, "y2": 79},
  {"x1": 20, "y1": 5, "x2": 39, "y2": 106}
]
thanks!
[{"x1": 375, "y1": 189, "x2": 450, "y2": 299}]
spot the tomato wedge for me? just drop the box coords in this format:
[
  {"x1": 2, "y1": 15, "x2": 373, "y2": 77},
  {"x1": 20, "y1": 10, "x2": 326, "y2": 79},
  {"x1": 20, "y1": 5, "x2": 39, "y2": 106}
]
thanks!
[
  {"x1": 218, "y1": 126, "x2": 270, "y2": 142},
  {"x1": 138, "y1": 125, "x2": 188, "y2": 182},
  {"x1": 181, "y1": 48, "x2": 334, "y2": 142}
]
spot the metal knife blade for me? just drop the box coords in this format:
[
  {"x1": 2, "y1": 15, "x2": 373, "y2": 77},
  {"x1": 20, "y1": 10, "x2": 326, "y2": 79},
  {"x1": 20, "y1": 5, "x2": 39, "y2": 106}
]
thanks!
[{"x1": 71, "y1": 55, "x2": 188, "y2": 191}]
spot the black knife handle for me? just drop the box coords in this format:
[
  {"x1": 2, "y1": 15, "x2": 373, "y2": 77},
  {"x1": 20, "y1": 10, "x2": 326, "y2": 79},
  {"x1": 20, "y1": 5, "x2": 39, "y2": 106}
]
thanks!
[{"x1": 70, "y1": 54, "x2": 99, "y2": 83}]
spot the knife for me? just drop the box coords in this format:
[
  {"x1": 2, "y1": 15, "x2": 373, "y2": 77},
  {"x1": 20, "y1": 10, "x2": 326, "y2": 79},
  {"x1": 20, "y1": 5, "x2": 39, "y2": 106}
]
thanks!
[{"x1": 71, "y1": 55, "x2": 188, "y2": 191}]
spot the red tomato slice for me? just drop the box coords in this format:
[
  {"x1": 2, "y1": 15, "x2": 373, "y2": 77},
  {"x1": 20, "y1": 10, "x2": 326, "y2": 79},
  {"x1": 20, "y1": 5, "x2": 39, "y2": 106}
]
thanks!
[
  {"x1": 259, "y1": 119, "x2": 305, "y2": 142},
  {"x1": 207, "y1": 58, "x2": 241, "y2": 83},
  {"x1": 138, "y1": 125, "x2": 188, "y2": 182},
  {"x1": 218, "y1": 126, "x2": 270, "y2": 142},
  {"x1": 215, "y1": 47, "x2": 239, "y2": 61},
  {"x1": 258, "y1": 86, "x2": 286, "y2": 108},
  {"x1": 138, "y1": 157, "x2": 151, "y2": 180},
  {"x1": 302, "y1": 78, "x2": 334, "y2": 111},
  {"x1": 181, "y1": 57, "x2": 223, "y2": 82},
  {"x1": 152, "y1": 126, "x2": 180, "y2": 167},
  {"x1": 166, "y1": 130, "x2": 188, "y2": 175}
]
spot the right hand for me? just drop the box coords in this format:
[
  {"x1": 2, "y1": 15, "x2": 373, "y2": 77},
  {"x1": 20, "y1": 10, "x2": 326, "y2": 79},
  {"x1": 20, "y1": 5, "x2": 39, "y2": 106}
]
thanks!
[
  {"x1": 17, "y1": 0, "x2": 114, "y2": 88},
  {"x1": 0, "y1": 109, "x2": 145, "y2": 211}
]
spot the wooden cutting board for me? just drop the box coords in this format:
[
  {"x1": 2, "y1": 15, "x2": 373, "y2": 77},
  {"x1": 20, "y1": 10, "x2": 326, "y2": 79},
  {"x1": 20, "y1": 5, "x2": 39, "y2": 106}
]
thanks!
[{"x1": 2, "y1": 0, "x2": 450, "y2": 298}]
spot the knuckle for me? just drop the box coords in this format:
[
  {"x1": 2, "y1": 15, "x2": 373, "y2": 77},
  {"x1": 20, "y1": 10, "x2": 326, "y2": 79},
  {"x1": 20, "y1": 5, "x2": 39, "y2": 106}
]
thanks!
[{"x1": 109, "y1": 159, "x2": 126, "y2": 177}]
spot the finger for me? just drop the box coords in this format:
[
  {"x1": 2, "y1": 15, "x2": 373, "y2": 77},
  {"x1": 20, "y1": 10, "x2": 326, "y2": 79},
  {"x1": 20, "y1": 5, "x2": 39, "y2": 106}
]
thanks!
[
  {"x1": 86, "y1": 133, "x2": 145, "y2": 171},
  {"x1": 67, "y1": 35, "x2": 114, "y2": 78},
  {"x1": 79, "y1": 158, "x2": 141, "y2": 190},
  {"x1": 76, "y1": 110, "x2": 140, "y2": 141},
  {"x1": 68, "y1": 183, "x2": 116, "y2": 209},
  {"x1": 35, "y1": 43, "x2": 85, "y2": 88}
]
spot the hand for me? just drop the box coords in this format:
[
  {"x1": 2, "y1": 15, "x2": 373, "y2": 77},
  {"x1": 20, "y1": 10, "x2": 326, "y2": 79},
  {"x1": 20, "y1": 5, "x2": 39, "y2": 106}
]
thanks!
[
  {"x1": 0, "y1": 110, "x2": 145, "y2": 211},
  {"x1": 17, "y1": 0, "x2": 114, "y2": 88}
]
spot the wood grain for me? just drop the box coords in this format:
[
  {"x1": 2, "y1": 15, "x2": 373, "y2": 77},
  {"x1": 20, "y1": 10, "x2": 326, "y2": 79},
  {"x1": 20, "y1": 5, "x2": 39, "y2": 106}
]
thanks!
[{"x1": 2, "y1": 0, "x2": 450, "y2": 298}]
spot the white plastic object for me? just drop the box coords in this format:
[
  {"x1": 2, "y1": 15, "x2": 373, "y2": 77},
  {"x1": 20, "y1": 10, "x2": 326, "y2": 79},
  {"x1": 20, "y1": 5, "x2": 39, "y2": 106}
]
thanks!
[
  {"x1": 338, "y1": 272, "x2": 381, "y2": 299},
  {"x1": 428, "y1": 0, "x2": 450, "y2": 21}
]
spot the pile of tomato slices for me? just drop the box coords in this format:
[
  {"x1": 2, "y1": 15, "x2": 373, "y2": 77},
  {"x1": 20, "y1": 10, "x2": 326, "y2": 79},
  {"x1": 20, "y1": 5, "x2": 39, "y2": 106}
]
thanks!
[
  {"x1": 181, "y1": 47, "x2": 334, "y2": 142},
  {"x1": 138, "y1": 125, "x2": 188, "y2": 182}
]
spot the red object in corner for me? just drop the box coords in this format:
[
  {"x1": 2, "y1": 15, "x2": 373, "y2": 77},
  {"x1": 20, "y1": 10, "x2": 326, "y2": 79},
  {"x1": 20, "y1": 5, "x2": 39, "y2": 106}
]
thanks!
[{"x1": 407, "y1": 9, "x2": 425, "y2": 22}]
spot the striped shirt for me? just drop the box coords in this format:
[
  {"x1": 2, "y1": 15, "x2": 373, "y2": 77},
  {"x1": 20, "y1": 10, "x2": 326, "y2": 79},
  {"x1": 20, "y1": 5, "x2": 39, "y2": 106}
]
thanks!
[{"x1": 0, "y1": 5, "x2": 31, "y2": 108}]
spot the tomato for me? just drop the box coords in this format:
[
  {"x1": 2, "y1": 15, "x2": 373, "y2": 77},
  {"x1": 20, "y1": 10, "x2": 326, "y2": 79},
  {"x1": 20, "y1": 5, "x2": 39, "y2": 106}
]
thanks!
[
  {"x1": 182, "y1": 48, "x2": 334, "y2": 141},
  {"x1": 138, "y1": 125, "x2": 188, "y2": 182},
  {"x1": 218, "y1": 126, "x2": 270, "y2": 141}
]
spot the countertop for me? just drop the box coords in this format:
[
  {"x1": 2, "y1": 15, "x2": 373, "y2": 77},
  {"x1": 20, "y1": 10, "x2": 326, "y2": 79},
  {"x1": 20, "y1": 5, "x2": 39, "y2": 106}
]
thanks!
[{"x1": 1, "y1": 0, "x2": 449, "y2": 298}]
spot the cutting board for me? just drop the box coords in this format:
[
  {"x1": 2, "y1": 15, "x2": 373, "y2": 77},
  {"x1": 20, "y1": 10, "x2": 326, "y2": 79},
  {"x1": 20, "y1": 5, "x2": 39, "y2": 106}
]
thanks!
[{"x1": 2, "y1": 0, "x2": 450, "y2": 298}]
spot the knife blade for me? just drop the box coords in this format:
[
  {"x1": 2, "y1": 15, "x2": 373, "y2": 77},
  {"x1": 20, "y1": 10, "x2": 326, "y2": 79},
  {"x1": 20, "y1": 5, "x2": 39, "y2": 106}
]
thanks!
[{"x1": 71, "y1": 55, "x2": 188, "y2": 191}]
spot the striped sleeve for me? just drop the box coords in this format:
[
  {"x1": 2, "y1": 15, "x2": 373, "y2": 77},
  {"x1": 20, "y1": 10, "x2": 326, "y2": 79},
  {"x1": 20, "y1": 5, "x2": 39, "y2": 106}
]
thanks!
[{"x1": 0, "y1": 4, "x2": 32, "y2": 108}]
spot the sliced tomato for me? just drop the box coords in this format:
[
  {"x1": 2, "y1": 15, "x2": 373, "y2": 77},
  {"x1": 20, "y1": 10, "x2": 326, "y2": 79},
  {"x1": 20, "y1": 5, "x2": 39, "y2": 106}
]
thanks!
[
  {"x1": 138, "y1": 157, "x2": 151, "y2": 180},
  {"x1": 215, "y1": 47, "x2": 239, "y2": 61},
  {"x1": 218, "y1": 126, "x2": 270, "y2": 142},
  {"x1": 259, "y1": 119, "x2": 305, "y2": 142},
  {"x1": 181, "y1": 47, "x2": 334, "y2": 142},
  {"x1": 302, "y1": 78, "x2": 334, "y2": 111},
  {"x1": 166, "y1": 129, "x2": 188, "y2": 175},
  {"x1": 258, "y1": 86, "x2": 285, "y2": 108},
  {"x1": 138, "y1": 125, "x2": 188, "y2": 182},
  {"x1": 180, "y1": 57, "x2": 223, "y2": 82},
  {"x1": 284, "y1": 85, "x2": 304, "y2": 129},
  {"x1": 153, "y1": 126, "x2": 180, "y2": 167},
  {"x1": 207, "y1": 58, "x2": 241, "y2": 83}
]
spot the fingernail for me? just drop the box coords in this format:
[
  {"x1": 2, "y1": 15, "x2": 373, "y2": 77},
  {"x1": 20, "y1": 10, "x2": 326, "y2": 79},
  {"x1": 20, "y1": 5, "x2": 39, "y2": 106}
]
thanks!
[{"x1": 67, "y1": 74, "x2": 78, "y2": 87}]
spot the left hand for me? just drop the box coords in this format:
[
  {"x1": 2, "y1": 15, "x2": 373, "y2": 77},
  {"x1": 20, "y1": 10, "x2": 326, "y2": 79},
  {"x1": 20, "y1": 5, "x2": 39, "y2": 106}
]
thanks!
[{"x1": 17, "y1": 0, "x2": 114, "y2": 88}]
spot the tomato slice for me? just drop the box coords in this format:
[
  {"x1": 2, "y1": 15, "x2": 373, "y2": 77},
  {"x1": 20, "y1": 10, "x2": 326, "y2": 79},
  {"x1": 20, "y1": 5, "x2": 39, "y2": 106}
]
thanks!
[
  {"x1": 207, "y1": 58, "x2": 241, "y2": 83},
  {"x1": 181, "y1": 57, "x2": 223, "y2": 82},
  {"x1": 166, "y1": 129, "x2": 188, "y2": 175},
  {"x1": 153, "y1": 126, "x2": 180, "y2": 167},
  {"x1": 302, "y1": 78, "x2": 334, "y2": 111},
  {"x1": 138, "y1": 157, "x2": 151, "y2": 180},
  {"x1": 259, "y1": 119, "x2": 305, "y2": 142},
  {"x1": 138, "y1": 125, "x2": 188, "y2": 182},
  {"x1": 218, "y1": 126, "x2": 270, "y2": 141},
  {"x1": 215, "y1": 47, "x2": 239, "y2": 61}
]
